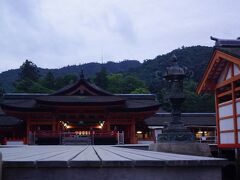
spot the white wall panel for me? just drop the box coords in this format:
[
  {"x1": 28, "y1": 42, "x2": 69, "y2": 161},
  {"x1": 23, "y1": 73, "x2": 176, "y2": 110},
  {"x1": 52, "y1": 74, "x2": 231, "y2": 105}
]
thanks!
[
  {"x1": 220, "y1": 132, "x2": 235, "y2": 144},
  {"x1": 218, "y1": 65, "x2": 228, "y2": 83},
  {"x1": 236, "y1": 101, "x2": 240, "y2": 114},
  {"x1": 238, "y1": 117, "x2": 240, "y2": 130},
  {"x1": 238, "y1": 132, "x2": 240, "y2": 144},
  {"x1": 234, "y1": 64, "x2": 240, "y2": 76},
  {"x1": 219, "y1": 118, "x2": 234, "y2": 131},
  {"x1": 219, "y1": 104, "x2": 233, "y2": 118},
  {"x1": 226, "y1": 67, "x2": 232, "y2": 80}
]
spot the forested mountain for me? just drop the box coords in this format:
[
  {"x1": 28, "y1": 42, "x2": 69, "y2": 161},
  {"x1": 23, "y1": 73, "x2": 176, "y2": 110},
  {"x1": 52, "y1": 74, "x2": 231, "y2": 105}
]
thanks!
[
  {"x1": 0, "y1": 60, "x2": 141, "y2": 92},
  {"x1": 0, "y1": 45, "x2": 215, "y2": 112},
  {"x1": 128, "y1": 46, "x2": 214, "y2": 112},
  {"x1": 130, "y1": 46, "x2": 213, "y2": 87}
]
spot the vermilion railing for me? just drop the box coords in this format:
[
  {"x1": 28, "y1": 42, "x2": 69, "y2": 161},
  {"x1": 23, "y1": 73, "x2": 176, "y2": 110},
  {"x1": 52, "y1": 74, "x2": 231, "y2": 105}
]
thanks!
[{"x1": 34, "y1": 130, "x2": 117, "y2": 138}]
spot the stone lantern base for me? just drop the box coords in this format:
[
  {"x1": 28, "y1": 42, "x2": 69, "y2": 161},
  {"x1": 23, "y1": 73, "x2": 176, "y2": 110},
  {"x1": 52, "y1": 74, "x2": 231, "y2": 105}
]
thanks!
[
  {"x1": 157, "y1": 130, "x2": 195, "y2": 142},
  {"x1": 149, "y1": 142, "x2": 212, "y2": 157},
  {"x1": 151, "y1": 128, "x2": 211, "y2": 157}
]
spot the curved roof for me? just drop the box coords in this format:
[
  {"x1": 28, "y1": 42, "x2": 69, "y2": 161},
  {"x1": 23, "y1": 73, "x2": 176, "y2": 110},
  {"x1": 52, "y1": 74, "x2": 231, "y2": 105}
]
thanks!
[
  {"x1": 0, "y1": 108, "x2": 23, "y2": 126},
  {"x1": 145, "y1": 113, "x2": 216, "y2": 126},
  {"x1": 125, "y1": 100, "x2": 160, "y2": 111},
  {"x1": 0, "y1": 115, "x2": 23, "y2": 126},
  {"x1": 52, "y1": 78, "x2": 113, "y2": 96},
  {"x1": 36, "y1": 96, "x2": 125, "y2": 105},
  {"x1": 0, "y1": 74, "x2": 160, "y2": 112}
]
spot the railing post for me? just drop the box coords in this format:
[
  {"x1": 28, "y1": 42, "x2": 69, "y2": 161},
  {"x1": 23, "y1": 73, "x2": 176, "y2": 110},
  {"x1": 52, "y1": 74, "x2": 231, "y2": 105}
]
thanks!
[
  {"x1": 59, "y1": 132, "x2": 62, "y2": 145},
  {"x1": 117, "y1": 131, "x2": 119, "y2": 144},
  {"x1": 92, "y1": 133, "x2": 94, "y2": 145}
]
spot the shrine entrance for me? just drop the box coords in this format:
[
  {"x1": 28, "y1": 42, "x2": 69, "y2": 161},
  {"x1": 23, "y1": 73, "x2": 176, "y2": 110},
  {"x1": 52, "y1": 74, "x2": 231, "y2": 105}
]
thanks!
[{"x1": 1, "y1": 72, "x2": 159, "y2": 145}]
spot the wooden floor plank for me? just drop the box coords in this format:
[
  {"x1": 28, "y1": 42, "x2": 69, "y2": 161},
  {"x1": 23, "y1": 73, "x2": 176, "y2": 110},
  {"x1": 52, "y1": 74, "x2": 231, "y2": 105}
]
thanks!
[
  {"x1": 0, "y1": 145, "x2": 227, "y2": 168},
  {"x1": 38, "y1": 146, "x2": 87, "y2": 161},
  {"x1": 108, "y1": 147, "x2": 218, "y2": 160}
]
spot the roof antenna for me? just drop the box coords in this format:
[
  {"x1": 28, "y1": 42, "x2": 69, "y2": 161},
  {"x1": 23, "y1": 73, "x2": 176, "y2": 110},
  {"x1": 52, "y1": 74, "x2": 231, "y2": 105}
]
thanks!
[{"x1": 101, "y1": 49, "x2": 104, "y2": 65}]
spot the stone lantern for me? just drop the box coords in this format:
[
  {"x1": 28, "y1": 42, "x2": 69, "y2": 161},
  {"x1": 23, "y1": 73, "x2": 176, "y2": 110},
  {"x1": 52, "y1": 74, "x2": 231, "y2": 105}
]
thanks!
[{"x1": 158, "y1": 55, "x2": 195, "y2": 142}]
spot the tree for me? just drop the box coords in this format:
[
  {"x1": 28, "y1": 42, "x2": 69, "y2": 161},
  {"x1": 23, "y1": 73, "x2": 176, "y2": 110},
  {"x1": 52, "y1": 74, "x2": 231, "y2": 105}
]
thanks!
[
  {"x1": 14, "y1": 60, "x2": 42, "y2": 93},
  {"x1": 106, "y1": 74, "x2": 124, "y2": 93},
  {"x1": 94, "y1": 68, "x2": 108, "y2": 89},
  {"x1": 182, "y1": 80, "x2": 215, "y2": 112},
  {"x1": 55, "y1": 74, "x2": 78, "y2": 90},
  {"x1": 18, "y1": 60, "x2": 40, "y2": 81},
  {"x1": 41, "y1": 71, "x2": 55, "y2": 90},
  {"x1": 121, "y1": 75, "x2": 146, "y2": 93},
  {"x1": 0, "y1": 84, "x2": 5, "y2": 98},
  {"x1": 131, "y1": 87, "x2": 149, "y2": 94},
  {"x1": 106, "y1": 73, "x2": 148, "y2": 94}
]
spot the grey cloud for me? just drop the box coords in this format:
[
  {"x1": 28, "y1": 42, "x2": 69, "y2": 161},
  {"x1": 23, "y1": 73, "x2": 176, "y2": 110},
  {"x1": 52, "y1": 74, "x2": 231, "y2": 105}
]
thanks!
[{"x1": 0, "y1": 0, "x2": 240, "y2": 72}]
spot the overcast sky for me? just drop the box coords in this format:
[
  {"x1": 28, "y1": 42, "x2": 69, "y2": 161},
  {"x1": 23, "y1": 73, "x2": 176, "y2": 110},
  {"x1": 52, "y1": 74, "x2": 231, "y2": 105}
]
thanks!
[{"x1": 0, "y1": 0, "x2": 239, "y2": 72}]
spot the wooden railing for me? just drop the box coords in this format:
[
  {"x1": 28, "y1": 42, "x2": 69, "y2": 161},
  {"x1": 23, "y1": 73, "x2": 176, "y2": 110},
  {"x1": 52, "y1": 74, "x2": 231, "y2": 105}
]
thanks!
[{"x1": 30, "y1": 130, "x2": 123, "y2": 145}]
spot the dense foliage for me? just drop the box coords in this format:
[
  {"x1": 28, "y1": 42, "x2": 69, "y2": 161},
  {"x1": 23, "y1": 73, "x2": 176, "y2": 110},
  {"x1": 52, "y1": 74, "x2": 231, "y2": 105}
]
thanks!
[
  {"x1": 7, "y1": 46, "x2": 215, "y2": 112},
  {"x1": 0, "y1": 84, "x2": 4, "y2": 98},
  {"x1": 128, "y1": 46, "x2": 215, "y2": 112},
  {"x1": 14, "y1": 60, "x2": 78, "y2": 93},
  {"x1": 0, "y1": 60, "x2": 141, "y2": 92}
]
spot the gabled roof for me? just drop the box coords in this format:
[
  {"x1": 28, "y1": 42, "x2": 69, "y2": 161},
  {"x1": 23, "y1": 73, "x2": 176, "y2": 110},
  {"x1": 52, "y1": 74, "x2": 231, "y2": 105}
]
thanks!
[
  {"x1": 52, "y1": 78, "x2": 113, "y2": 96},
  {"x1": 197, "y1": 37, "x2": 240, "y2": 94},
  {"x1": 0, "y1": 71, "x2": 160, "y2": 112}
]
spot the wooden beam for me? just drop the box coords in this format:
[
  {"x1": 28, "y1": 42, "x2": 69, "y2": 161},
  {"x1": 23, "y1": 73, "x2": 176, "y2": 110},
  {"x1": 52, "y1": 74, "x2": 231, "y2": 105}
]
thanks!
[
  {"x1": 197, "y1": 51, "x2": 218, "y2": 94},
  {"x1": 232, "y1": 82, "x2": 239, "y2": 145},
  {"x1": 216, "y1": 74, "x2": 240, "y2": 88},
  {"x1": 197, "y1": 50, "x2": 240, "y2": 94},
  {"x1": 217, "y1": 50, "x2": 240, "y2": 66},
  {"x1": 215, "y1": 90, "x2": 220, "y2": 146}
]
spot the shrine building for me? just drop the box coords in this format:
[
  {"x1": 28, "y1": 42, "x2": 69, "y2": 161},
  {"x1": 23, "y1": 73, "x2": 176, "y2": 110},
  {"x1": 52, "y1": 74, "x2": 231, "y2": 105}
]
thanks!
[
  {"x1": 197, "y1": 37, "x2": 240, "y2": 149},
  {"x1": 0, "y1": 72, "x2": 159, "y2": 145}
]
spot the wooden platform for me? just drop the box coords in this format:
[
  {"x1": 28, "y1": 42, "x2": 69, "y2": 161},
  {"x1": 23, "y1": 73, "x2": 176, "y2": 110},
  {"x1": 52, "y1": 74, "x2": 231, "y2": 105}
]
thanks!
[{"x1": 0, "y1": 145, "x2": 228, "y2": 180}]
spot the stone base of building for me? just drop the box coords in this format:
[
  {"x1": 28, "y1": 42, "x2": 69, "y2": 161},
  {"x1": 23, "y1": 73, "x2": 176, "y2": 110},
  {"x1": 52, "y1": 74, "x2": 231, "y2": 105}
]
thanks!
[
  {"x1": 149, "y1": 142, "x2": 212, "y2": 157},
  {"x1": 157, "y1": 130, "x2": 195, "y2": 142}
]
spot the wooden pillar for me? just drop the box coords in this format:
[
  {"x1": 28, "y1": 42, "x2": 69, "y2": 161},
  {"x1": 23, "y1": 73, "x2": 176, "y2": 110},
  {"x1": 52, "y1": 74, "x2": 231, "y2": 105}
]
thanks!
[
  {"x1": 26, "y1": 118, "x2": 30, "y2": 145},
  {"x1": 105, "y1": 120, "x2": 110, "y2": 131},
  {"x1": 130, "y1": 118, "x2": 136, "y2": 144},
  {"x1": 52, "y1": 119, "x2": 56, "y2": 132}
]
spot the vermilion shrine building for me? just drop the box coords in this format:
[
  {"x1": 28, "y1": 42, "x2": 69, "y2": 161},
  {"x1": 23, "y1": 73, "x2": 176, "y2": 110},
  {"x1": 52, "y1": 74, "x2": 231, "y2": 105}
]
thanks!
[
  {"x1": 197, "y1": 37, "x2": 240, "y2": 149},
  {"x1": 0, "y1": 73, "x2": 159, "y2": 145}
]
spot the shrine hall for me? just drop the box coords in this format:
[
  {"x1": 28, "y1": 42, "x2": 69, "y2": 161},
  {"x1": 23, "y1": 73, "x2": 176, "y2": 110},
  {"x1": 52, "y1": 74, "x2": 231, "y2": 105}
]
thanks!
[
  {"x1": 197, "y1": 37, "x2": 240, "y2": 149},
  {"x1": 0, "y1": 72, "x2": 160, "y2": 145}
]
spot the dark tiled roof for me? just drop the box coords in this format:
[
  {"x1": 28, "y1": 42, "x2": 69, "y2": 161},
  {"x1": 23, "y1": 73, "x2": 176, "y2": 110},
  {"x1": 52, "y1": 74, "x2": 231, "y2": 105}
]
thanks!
[
  {"x1": 1, "y1": 99, "x2": 36, "y2": 109},
  {"x1": 1, "y1": 96, "x2": 160, "y2": 111},
  {"x1": 145, "y1": 113, "x2": 216, "y2": 126},
  {"x1": 0, "y1": 115, "x2": 23, "y2": 126},
  {"x1": 36, "y1": 96, "x2": 125, "y2": 105},
  {"x1": 3, "y1": 93, "x2": 48, "y2": 100},
  {"x1": 211, "y1": 36, "x2": 240, "y2": 47},
  {"x1": 52, "y1": 79, "x2": 113, "y2": 96},
  {"x1": 211, "y1": 36, "x2": 240, "y2": 59},
  {"x1": 125, "y1": 100, "x2": 160, "y2": 111},
  {"x1": 0, "y1": 107, "x2": 23, "y2": 126},
  {"x1": 116, "y1": 94, "x2": 157, "y2": 100},
  {"x1": 216, "y1": 47, "x2": 240, "y2": 59}
]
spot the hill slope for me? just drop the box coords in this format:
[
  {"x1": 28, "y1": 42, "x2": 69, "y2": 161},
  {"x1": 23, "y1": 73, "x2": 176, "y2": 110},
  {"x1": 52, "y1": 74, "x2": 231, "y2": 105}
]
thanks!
[
  {"x1": 0, "y1": 60, "x2": 141, "y2": 92},
  {"x1": 131, "y1": 46, "x2": 213, "y2": 86}
]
